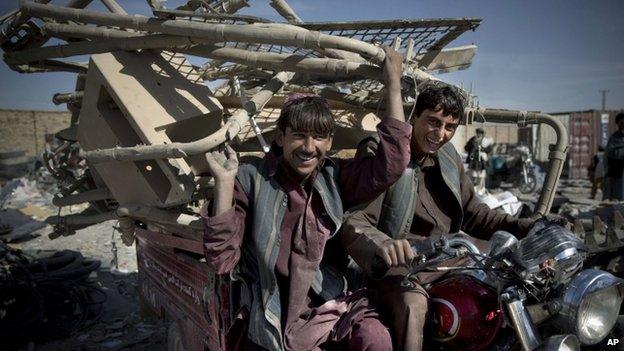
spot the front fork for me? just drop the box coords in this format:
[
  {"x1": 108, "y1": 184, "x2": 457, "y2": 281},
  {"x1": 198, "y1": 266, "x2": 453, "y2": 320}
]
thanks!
[
  {"x1": 502, "y1": 288, "x2": 542, "y2": 350},
  {"x1": 522, "y1": 162, "x2": 530, "y2": 185},
  {"x1": 501, "y1": 287, "x2": 580, "y2": 351}
]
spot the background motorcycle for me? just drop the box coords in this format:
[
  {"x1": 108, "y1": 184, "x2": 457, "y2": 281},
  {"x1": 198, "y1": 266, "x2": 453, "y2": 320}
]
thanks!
[{"x1": 489, "y1": 144, "x2": 538, "y2": 194}]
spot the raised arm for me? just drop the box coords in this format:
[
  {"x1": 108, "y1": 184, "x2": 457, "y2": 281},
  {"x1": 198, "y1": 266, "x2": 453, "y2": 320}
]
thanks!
[
  {"x1": 339, "y1": 47, "x2": 412, "y2": 207},
  {"x1": 383, "y1": 46, "x2": 407, "y2": 123},
  {"x1": 202, "y1": 146, "x2": 247, "y2": 274}
]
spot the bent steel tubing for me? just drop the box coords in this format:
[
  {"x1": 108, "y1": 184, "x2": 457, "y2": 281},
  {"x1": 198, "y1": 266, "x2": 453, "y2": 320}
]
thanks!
[
  {"x1": 464, "y1": 108, "x2": 569, "y2": 216},
  {"x1": 45, "y1": 205, "x2": 203, "y2": 230},
  {"x1": 20, "y1": 0, "x2": 386, "y2": 64},
  {"x1": 83, "y1": 71, "x2": 293, "y2": 163}
]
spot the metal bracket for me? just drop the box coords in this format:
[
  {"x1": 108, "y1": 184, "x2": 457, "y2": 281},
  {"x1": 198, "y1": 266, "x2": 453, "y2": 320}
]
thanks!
[{"x1": 233, "y1": 77, "x2": 270, "y2": 153}]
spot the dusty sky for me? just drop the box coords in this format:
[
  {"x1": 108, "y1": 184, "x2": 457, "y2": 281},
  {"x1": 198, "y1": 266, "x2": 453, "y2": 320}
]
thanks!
[{"x1": 0, "y1": 0, "x2": 622, "y2": 112}]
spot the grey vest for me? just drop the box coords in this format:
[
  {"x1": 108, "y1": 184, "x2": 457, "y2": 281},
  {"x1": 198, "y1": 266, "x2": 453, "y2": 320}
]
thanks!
[
  {"x1": 234, "y1": 157, "x2": 346, "y2": 351},
  {"x1": 377, "y1": 143, "x2": 464, "y2": 238}
]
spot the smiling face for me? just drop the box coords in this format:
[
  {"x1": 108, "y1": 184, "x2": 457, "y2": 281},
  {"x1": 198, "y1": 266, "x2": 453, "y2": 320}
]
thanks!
[
  {"x1": 411, "y1": 107, "x2": 460, "y2": 157},
  {"x1": 276, "y1": 128, "x2": 333, "y2": 179}
]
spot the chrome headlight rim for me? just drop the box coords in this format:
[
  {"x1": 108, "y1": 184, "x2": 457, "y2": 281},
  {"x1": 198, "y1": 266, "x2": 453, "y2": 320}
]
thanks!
[{"x1": 554, "y1": 269, "x2": 623, "y2": 345}]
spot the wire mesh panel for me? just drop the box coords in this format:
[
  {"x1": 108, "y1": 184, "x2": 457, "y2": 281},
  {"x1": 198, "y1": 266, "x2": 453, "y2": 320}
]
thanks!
[{"x1": 300, "y1": 18, "x2": 481, "y2": 55}]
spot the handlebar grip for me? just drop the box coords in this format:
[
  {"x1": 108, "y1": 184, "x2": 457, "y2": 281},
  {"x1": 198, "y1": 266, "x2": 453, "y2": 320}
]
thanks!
[
  {"x1": 370, "y1": 255, "x2": 388, "y2": 279},
  {"x1": 411, "y1": 238, "x2": 436, "y2": 257}
]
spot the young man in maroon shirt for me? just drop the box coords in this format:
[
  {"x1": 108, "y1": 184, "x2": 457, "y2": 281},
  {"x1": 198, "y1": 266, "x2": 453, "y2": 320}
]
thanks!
[{"x1": 202, "y1": 47, "x2": 412, "y2": 350}]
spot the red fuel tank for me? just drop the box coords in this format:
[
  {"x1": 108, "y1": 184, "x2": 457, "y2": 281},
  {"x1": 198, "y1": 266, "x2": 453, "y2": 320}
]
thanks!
[{"x1": 427, "y1": 275, "x2": 503, "y2": 351}]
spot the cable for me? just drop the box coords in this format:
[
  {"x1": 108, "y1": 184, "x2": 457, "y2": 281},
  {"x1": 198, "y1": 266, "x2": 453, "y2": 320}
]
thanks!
[{"x1": 0, "y1": 243, "x2": 106, "y2": 346}]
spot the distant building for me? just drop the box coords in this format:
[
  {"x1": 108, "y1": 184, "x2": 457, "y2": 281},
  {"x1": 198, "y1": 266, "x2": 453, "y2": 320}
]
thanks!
[{"x1": 0, "y1": 109, "x2": 72, "y2": 158}]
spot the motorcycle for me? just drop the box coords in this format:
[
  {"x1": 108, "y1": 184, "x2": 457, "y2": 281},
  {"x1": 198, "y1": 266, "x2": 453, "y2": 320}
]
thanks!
[
  {"x1": 489, "y1": 145, "x2": 537, "y2": 194},
  {"x1": 401, "y1": 221, "x2": 623, "y2": 350}
]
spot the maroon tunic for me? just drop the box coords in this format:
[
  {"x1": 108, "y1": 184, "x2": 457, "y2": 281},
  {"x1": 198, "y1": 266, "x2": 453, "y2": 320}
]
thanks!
[{"x1": 202, "y1": 117, "x2": 411, "y2": 350}]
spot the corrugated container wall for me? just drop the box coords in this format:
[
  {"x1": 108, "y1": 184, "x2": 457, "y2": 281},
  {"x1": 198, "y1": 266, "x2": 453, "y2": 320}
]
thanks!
[{"x1": 519, "y1": 110, "x2": 623, "y2": 179}]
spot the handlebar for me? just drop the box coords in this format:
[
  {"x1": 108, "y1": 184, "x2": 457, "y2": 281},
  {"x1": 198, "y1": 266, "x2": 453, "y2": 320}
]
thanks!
[{"x1": 370, "y1": 235, "x2": 482, "y2": 280}]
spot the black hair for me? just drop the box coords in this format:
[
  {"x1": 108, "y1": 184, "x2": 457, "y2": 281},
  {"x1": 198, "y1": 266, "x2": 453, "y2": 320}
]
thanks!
[
  {"x1": 276, "y1": 96, "x2": 335, "y2": 137},
  {"x1": 476, "y1": 128, "x2": 485, "y2": 135},
  {"x1": 414, "y1": 84, "x2": 465, "y2": 121},
  {"x1": 616, "y1": 113, "x2": 624, "y2": 124}
]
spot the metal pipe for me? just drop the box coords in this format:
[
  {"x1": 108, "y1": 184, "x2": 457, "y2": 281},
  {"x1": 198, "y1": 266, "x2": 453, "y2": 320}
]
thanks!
[
  {"x1": 83, "y1": 70, "x2": 293, "y2": 163},
  {"x1": 25, "y1": 23, "x2": 384, "y2": 80},
  {"x1": 52, "y1": 91, "x2": 83, "y2": 105},
  {"x1": 5, "y1": 33, "x2": 211, "y2": 64},
  {"x1": 100, "y1": 0, "x2": 126, "y2": 15},
  {"x1": 218, "y1": 0, "x2": 250, "y2": 14},
  {"x1": 269, "y1": 0, "x2": 303, "y2": 24},
  {"x1": 11, "y1": 59, "x2": 88, "y2": 74},
  {"x1": 286, "y1": 84, "x2": 381, "y2": 110},
  {"x1": 42, "y1": 22, "x2": 135, "y2": 40},
  {"x1": 45, "y1": 210, "x2": 117, "y2": 226},
  {"x1": 0, "y1": 0, "x2": 51, "y2": 46},
  {"x1": 116, "y1": 204, "x2": 203, "y2": 231},
  {"x1": 465, "y1": 108, "x2": 569, "y2": 216},
  {"x1": 1, "y1": 0, "x2": 93, "y2": 47},
  {"x1": 52, "y1": 187, "x2": 111, "y2": 206},
  {"x1": 504, "y1": 296, "x2": 542, "y2": 351},
  {"x1": 182, "y1": 45, "x2": 382, "y2": 80},
  {"x1": 20, "y1": 1, "x2": 387, "y2": 64},
  {"x1": 243, "y1": 71, "x2": 294, "y2": 114}
]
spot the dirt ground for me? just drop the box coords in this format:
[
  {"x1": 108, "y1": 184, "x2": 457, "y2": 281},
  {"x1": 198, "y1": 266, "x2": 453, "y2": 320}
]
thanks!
[{"x1": 1, "y1": 178, "x2": 168, "y2": 351}]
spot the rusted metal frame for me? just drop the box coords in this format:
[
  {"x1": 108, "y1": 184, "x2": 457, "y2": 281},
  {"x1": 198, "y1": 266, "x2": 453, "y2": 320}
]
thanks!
[
  {"x1": 464, "y1": 108, "x2": 569, "y2": 216},
  {"x1": 269, "y1": 0, "x2": 302, "y2": 24},
  {"x1": 0, "y1": 0, "x2": 51, "y2": 46},
  {"x1": 201, "y1": 63, "x2": 271, "y2": 80},
  {"x1": 0, "y1": 9, "x2": 20, "y2": 24},
  {"x1": 83, "y1": 69, "x2": 293, "y2": 163},
  {"x1": 11, "y1": 58, "x2": 88, "y2": 73},
  {"x1": 100, "y1": 0, "x2": 127, "y2": 14},
  {"x1": 45, "y1": 203, "x2": 204, "y2": 233},
  {"x1": 298, "y1": 18, "x2": 482, "y2": 32},
  {"x1": 151, "y1": 8, "x2": 271, "y2": 24},
  {"x1": 52, "y1": 187, "x2": 111, "y2": 206},
  {"x1": 45, "y1": 210, "x2": 117, "y2": 226},
  {"x1": 241, "y1": 71, "x2": 294, "y2": 114},
  {"x1": 21, "y1": 1, "x2": 387, "y2": 64},
  {"x1": 216, "y1": 94, "x2": 356, "y2": 111},
  {"x1": 181, "y1": 45, "x2": 384, "y2": 80},
  {"x1": 217, "y1": 0, "x2": 251, "y2": 14},
  {"x1": 135, "y1": 228, "x2": 204, "y2": 255},
  {"x1": 1, "y1": 0, "x2": 100, "y2": 50},
  {"x1": 41, "y1": 22, "x2": 136, "y2": 40},
  {"x1": 5, "y1": 32, "x2": 213, "y2": 64},
  {"x1": 418, "y1": 24, "x2": 470, "y2": 67},
  {"x1": 117, "y1": 204, "x2": 204, "y2": 231},
  {"x1": 285, "y1": 83, "x2": 385, "y2": 111},
  {"x1": 53, "y1": 90, "x2": 83, "y2": 105}
]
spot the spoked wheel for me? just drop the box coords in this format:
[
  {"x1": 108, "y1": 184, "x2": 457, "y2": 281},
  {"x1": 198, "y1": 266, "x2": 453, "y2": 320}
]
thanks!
[{"x1": 518, "y1": 174, "x2": 537, "y2": 194}]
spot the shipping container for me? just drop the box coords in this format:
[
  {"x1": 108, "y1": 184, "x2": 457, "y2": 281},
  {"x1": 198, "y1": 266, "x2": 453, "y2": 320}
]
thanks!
[{"x1": 518, "y1": 110, "x2": 624, "y2": 179}]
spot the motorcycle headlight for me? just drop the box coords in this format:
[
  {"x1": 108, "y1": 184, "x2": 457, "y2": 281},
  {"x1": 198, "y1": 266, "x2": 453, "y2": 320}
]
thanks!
[{"x1": 554, "y1": 269, "x2": 624, "y2": 345}]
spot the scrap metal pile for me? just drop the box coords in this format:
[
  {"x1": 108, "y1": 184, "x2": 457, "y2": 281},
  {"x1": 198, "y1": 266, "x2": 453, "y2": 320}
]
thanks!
[{"x1": 1, "y1": 0, "x2": 567, "y2": 245}]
